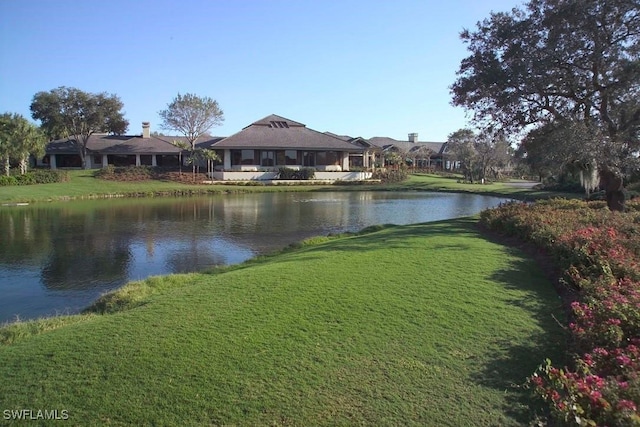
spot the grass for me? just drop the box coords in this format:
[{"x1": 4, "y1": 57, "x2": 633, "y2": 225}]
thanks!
[
  {"x1": 390, "y1": 173, "x2": 580, "y2": 200},
  {"x1": 0, "y1": 219, "x2": 566, "y2": 426},
  {"x1": 0, "y1": 170, "x2": 577, "y2": 204},
  {"x1": 0, "y1": 170, "x2": 338, "y2": 203}
]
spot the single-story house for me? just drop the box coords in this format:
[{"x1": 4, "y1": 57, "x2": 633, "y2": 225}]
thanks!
[
  {"x1": 39, "y1": 122, "x2": 184, "y2": 169},
  {"x1": 204, "y1": 114, "x2": 368, "y2": 180},
  {"x1": 41, "y1": 115, "x2": 371, "y2": 181},
  {"x1": 368, "y1": 133, "x2": 448, "y2": 169}
]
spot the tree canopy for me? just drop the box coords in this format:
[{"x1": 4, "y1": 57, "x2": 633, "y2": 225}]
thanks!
[
  {"x1": 0, "y1": 113, "x2": 46, "y2": 176},
  {"x1": 30, "y1": 87, "x2": 128, "y2": 169},
  {"x1": 451, "y1": 0, "x2": 639, "y2": 208},
  {"x1": 158, "y1": 93, "x2": 224, "y2": 151}
]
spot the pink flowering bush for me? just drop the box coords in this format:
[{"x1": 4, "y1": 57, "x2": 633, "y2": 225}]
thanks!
[{"x1": 480, "y1": 198, "x2": 640, "y2": 425}]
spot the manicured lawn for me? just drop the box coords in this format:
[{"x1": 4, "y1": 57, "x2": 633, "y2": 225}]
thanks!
[
  {"x1": 0, "y1": 170, "x2": 334, "y2": 203},
  {"x1": 0, "y1": 219, "x2": 566, "y2": 426},
  {"x1": 394, "y1": 173, "x2": 579, "y2": 200},
  {"x1": 0, "y1": 170, "x2": 575, "y2": 204}
]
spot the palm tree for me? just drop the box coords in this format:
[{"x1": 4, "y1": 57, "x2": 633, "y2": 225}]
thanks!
[
  {"x1": 14, "y1": 119, "x2": 46, "y2": 174},
  {"x1": 0, "y1": 113, "x2": 14, "y2": 176},
  {"x1": 171, "y1": 140, "x2": 190, "y2": 175},
  {"x1": 0, "y1": 113, "x2": 45, "y2": 176},
  {"x1": 200, "y1": 149, "x2": 220, "y2": 181}
]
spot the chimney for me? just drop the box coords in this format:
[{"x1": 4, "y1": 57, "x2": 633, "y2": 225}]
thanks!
[
  {"x1": 142, "y1": 122, "x2": 150, "y2": 138},
  {"x1": 408, "y1": 133, "x2": 418, "y2": 143}
]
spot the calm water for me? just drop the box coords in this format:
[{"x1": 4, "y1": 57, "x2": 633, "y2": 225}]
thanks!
[{"x1": 0, "y1": 191, "x2": 509, "y2": 323}]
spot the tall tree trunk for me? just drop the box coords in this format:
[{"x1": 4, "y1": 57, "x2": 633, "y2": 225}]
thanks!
[
  {"x1": 19, "y1": 155, "x2": 27, "y2": 175},
  {"x1": 600, "y1": 169, "x2": 625, "y2": 212},
  {"x1": 4, "y1": 156, "x2": 9, "y2": 176}
]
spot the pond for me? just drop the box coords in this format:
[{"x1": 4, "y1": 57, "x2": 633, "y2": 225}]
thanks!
[{"x1": 0, "y1": 191, "x2": 510, "y2": 323}]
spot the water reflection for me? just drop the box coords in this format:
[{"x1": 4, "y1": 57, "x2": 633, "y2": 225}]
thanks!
[{"x1": 0, "y1": 191, "x2": 509, "y2": 322}]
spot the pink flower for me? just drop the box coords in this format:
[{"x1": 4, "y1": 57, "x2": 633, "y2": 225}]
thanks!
[{"x1": 617, "y1": 400, "x2": 637, "y2": 411}]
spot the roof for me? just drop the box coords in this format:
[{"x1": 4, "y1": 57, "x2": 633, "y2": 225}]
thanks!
[
  {"x1": 368, "y1": 137, "x2": 446, "y2": 155},
  {"x1": 324, "y1": 132, "x2": 379, "y2": 150},
  {"x1": 46, "y1": 134, "x2": 185, "y2": 154},
  {"x1": 211, "y1": 114, "x2": 364, "y2": 152}
]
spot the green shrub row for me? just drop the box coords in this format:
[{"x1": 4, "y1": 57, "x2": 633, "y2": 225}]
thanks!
[{"x1": 0, "y1": 170, "x2": 69, "y2": 186}]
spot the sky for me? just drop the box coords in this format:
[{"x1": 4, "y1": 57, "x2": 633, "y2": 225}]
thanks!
[{"x1": 0, "y1": 0, "x2": 522, "y2": 142}]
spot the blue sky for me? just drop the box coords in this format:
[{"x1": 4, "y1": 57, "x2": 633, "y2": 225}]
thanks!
[{"x1": 0, "y1": 0, "x2": 521, "y2": 142}]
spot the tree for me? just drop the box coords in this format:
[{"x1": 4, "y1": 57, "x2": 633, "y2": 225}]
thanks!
[
  {"x1": 159, "y1": 93, "x2": 224, "y2": 179},
  {"x1": 474, "y1": 132, "x2": 514, "y2": 181},
  {"x1": 446, "y1": 129, "x2": 478, "y2": 182},
  {"x1": 409, "y1": 145, "x2": 435, "y2": 170},
  {"x1": 30, "y1": 87, "x2": 128, "y2": 169},
  {"x1": 451, "y1": 0, "x2": 640, "y2": 210},
  {"x1": 200, "y1": 148, "x2": 220, "y2": 180},
  {"x1": 13, "y1": 116, "x2": 46, "y2": 174},
  {"x1": 0, "y1": 113, "x2": 16, "y2": 176},
  {"x1": 0, "y1": 113, "x2": 46, "y2": 175},
  {"x1": 171, "y1": 140, "x2": 190, "y2": 175}
]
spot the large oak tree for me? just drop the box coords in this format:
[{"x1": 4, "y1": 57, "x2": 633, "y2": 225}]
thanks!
[
  {"x1": 451, "y1": 0, "x2": 640, "y2": 210},
  {"x1": 30, "y1": 87, "x2": 128, "y2": 169}
]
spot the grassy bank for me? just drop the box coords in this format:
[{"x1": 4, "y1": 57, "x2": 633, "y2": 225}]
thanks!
[
  {"x1": 0, "y1": 170, "x2": 573, "y2": 204},
  {"x1": 0, "y1": 218, "x2": 566, "y2": 426}
]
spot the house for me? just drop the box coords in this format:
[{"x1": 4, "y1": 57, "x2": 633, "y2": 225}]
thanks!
[
  {"x1": 323, "y1": 132, "x2": 380, "y2": 169},
  {"x1": 40, "y1": 122, "x2": 184, "y2": 169},
  {"x1": 368, "y1": 133, "x2": 448, "y2": 169},
  {"x1": 202, "y1": 114, "x2": 370, "y2": 181},
  {"x1": 41, "y1": 115, "x2": 453, "y2": 180},
  {"x1": 41, "y1": 115, "x2": 370, "y2": 181}
]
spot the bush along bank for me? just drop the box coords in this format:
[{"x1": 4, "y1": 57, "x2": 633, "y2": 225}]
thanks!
[
  {"x1": 0, "y1": 169, "x2": 69, "y2": 186},
  {"x1": 480, "y1": 199, "x2": 640, "y2": 426}
]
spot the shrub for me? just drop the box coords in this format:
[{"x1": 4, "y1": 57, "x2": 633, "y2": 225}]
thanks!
[
  {"x1": 32, "y1": 169, "x2": 69, "y2": 184},
  {"x1": 0, "y1": 170, "x2": 68, "y2": 186},
  {"x1": 0, "y1": 175, "x2": 18, "y2": 186},
  {"x1": 276, "y1": 167, "x2": 315, "y2": 180},
  {"x1": 95, "y1": 165, "x2": 155, "y2": 181},
  {"x1": 481, "y1": 199, "x2": 640, "y2": 425},
  {"x1": 372, "y1": 169, "x2": 408, "y2": 183}
]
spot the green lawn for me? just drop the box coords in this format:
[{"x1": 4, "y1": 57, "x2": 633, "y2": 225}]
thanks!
[
  {"x1": 0, "y1": 170, "x2": 575, "y2": 204},
  {"x1": 0, "y1": 219, "x2": 566, "y2": 426}
]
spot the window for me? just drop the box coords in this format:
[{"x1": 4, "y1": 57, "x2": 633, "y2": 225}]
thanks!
[
  {"x1": 316, "y1": 151, "x2": 338, "y2": 166},
  {"x1": 285, "y1": 150, "x2": 297, "y2": 165},
  {"x1": 277, "y1": 150, "x2": 298, "y2": 165},
  {"x1": 140, "y1": 155, "x2": 152, "y2": 166},
  {"x1": 269, "y1": 121, "x2": 289, "y2": 128},
  {"x1": 261, "y1": 151, "x2": 275, "y2": 166},
  {"x1": 93, "y1": 155, "x2": 102, "y2": 165},
  {"x1": 231, "y1": 150, "x2": 256, "y2": 166},
  {"x1": 302, "y1": 151, "x2": 315, "y2": 167}
]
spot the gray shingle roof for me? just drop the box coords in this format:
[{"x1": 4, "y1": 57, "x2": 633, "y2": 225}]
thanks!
[
  {"x1": 211, "y1": 115, "x2": 364, "y2": 152},
  {"x1": 45, "y1": 134, "x2": 184, "y2": 154},
  {"x1": 369, "y1": 137, "x2": 446, "y2": 155}
]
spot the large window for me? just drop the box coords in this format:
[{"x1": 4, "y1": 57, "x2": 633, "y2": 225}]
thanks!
[
  {"x1": 261, "y1": 151, "x2": 275, "y2": 167},
  {"x1": 302, "y1": 151, "x2": 316, "y2": 167},
  {"x1": 316, "y1": 151, "x2": 338, "y2": 166},
  {"x1": 231, "y1": 150, "x2": 257, "y2": 166},
  {"x1": 276, "y1": 150, "x2": 298, "y2": 166}
]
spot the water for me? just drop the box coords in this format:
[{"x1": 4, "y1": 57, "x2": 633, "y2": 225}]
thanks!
[{"x1": 0, "y1": 191, "x2": 509, "y2": 322}]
